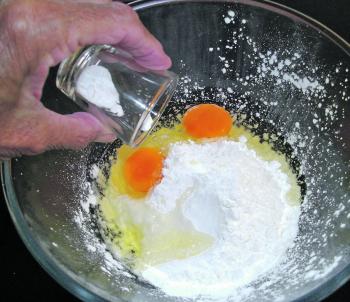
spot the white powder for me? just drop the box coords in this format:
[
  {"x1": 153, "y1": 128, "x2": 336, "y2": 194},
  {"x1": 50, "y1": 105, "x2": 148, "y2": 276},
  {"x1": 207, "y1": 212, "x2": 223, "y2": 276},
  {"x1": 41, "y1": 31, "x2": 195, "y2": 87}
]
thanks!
[
  {"x1": 76, "y1": 65, "x2": 155, "y2": 132},
  {"x1": 228, "y1": 10, "x2": 235, "y2": 17},
  {"x1": 76, "y1": 65, "x2": 124, "y2": 116},
  {"x1": 140, "y1": 114, "x2": 153, "y2": 132},
  {"x1": 143, "y1": 140, "x2": 300, "y2": 298},
  {"x1": 224, "y1": 17, "x2": 232, "y2": 24},
  {"x1": 73, "y1": 180, "x2": 133, "y2": 279}
]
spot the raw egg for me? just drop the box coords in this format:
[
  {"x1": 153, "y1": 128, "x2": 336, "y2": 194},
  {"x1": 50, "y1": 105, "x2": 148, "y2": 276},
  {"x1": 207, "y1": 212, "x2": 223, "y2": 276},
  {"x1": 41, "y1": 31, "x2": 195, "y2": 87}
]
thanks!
[
  {"x1": 183, "y1": 103, "x2": 233, "y2": 138},
  {"x1": 123, "y1": 147, "x2": 164, "y2": 194}
]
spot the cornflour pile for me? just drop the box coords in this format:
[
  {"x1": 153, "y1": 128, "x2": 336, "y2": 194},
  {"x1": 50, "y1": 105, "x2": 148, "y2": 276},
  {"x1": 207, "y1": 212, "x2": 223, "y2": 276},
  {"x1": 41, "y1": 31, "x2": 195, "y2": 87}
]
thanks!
[{"x1": 140, "y1": 138, "x2": 300, "y2": 298}]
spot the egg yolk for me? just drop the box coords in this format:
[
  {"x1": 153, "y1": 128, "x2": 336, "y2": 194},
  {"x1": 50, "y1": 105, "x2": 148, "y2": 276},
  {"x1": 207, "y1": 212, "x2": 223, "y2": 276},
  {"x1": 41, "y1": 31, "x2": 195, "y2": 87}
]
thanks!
[
  {"x1": 183, "y1": 104, "x2": 233, "y2": 138},
  {"x1": 124, "y1": 147, "x2": 164, "y2": 194}
]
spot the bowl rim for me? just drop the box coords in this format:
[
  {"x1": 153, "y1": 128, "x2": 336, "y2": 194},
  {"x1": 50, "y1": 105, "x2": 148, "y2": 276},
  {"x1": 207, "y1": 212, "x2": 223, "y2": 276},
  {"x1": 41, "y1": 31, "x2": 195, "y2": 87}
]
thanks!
[{"x1": 2, "y1": 0, "x2": 350, "y2": 301}]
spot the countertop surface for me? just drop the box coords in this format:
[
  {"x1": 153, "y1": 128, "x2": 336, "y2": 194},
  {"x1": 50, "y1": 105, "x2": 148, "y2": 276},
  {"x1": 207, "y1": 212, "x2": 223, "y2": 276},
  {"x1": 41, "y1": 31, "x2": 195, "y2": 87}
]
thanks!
[{"x1": 1, "y1": 0, "x2": 349, "y2": 301}]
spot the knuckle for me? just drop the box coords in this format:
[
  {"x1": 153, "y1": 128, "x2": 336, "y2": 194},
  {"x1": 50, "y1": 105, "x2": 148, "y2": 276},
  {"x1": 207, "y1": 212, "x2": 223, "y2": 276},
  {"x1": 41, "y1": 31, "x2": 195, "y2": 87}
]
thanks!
[
  {"x1": 125, "y1": 5, "x2": 138, "y2": 19},
  {"x1": 23, "y1": 135, "x2": 47, "y2": 154},
  {"x1": 27, "y1": 142, "x2": 46, "y2": 154},
  {"x1": 1, "y1": 0, "x2": 35, "y2": 39},
  {"x1": 114, "y1": 2, "x2": 136, "y2": 16},
  {"x1": 23, "y1": 128, "x2": 49, "y2": 155},
  {"x1": 74, "y1": 132, "x2": 95, "y2": 148},
  {"x1": 59, "y1": 129, "x2": 94, "y2": 150},
  {"x1": 111, "y1": 2, "x2": 139, "y2": 23},
  {"x1": 2, "y1": 137, "x2": 47, "y2": 156}
]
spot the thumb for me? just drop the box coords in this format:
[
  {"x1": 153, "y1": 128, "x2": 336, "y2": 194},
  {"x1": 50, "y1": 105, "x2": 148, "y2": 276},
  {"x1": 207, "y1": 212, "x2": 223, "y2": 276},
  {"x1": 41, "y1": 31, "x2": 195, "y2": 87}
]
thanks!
[{"x1": 44, "y1": 110, "x2": 116, "y2": 150}]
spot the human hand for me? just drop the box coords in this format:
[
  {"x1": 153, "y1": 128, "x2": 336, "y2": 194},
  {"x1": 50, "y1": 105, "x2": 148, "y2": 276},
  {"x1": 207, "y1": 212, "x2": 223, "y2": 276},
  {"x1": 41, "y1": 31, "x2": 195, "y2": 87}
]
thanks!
[{"x1": 0, "y1": 0, "x2": 171, "y2": 159}]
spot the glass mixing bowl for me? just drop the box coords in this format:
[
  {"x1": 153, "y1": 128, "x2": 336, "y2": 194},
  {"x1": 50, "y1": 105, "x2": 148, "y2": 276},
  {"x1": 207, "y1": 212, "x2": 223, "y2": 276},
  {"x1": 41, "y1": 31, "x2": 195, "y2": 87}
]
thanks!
[{"x1": 1, "y1": 0, "x2": 350, "y2": 301}]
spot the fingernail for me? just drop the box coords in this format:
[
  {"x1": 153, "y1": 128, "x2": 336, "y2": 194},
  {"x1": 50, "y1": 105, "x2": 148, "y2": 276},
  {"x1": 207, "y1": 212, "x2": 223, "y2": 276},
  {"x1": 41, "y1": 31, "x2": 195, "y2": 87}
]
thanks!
[{"x1": 95, "y1": 133, "x2": 117, "y2": 143}]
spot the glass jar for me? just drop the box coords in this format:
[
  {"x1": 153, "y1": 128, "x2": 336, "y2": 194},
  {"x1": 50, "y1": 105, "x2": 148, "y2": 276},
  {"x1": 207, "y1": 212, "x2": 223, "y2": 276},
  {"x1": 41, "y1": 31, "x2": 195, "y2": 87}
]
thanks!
[{"x1": 56, "y1": 45, "x2": 178, "y2": 147}]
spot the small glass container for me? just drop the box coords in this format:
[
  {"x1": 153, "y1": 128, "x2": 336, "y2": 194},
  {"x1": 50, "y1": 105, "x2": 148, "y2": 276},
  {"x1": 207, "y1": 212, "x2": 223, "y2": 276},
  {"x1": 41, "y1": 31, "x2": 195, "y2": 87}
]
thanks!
[{"x1": 56, "y1": 45, "x2": 178, "y2": 147}]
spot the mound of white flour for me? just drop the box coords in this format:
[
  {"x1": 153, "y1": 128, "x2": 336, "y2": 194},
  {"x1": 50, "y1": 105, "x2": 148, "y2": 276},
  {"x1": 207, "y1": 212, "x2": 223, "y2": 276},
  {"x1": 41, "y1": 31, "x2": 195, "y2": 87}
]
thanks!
[{"x1": 142, "y1": 139, "x2": 300, "y2": 298}]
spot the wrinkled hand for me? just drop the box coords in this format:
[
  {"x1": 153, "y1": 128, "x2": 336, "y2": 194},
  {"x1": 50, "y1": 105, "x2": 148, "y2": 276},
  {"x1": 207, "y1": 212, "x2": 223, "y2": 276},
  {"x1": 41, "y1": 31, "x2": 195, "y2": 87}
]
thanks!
[{"x1": 0, "y1": 0, "x2": 171, "y2": 159}]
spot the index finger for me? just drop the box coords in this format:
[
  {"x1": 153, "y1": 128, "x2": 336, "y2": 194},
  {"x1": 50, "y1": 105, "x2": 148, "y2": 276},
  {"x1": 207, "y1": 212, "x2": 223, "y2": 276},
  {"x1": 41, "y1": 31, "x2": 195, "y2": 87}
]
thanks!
[{"x1": 69, "y1": 1, "x2": 172, "y2": 70}]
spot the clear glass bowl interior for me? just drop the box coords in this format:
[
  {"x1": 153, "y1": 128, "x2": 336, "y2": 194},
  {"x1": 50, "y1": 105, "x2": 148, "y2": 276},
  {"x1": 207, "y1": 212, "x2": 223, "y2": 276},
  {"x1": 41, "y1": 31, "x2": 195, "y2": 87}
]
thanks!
[{"x1": 1, "y1": 0, "x2": 350, "y2": 301}]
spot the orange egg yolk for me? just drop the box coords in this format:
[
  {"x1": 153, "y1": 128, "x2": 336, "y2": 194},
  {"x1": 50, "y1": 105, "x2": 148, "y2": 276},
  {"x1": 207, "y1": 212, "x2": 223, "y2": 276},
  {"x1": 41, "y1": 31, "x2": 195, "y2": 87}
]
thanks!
[
  {"x1": 124, "y1": 147, "x2": 164, "y2": 194},
  {"x1": 182, "y1": 103, "x2": 233, "y2": 138}
]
